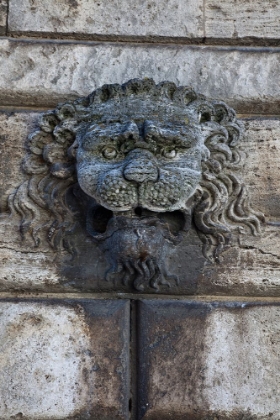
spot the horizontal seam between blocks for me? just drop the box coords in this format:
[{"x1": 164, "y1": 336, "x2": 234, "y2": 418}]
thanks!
[
  {"x1": 3, "y1": 33, "x2": 280, "y2": 49},
  {"x1": 0, "y1": 293, "x2": 280, "y2": 302}
]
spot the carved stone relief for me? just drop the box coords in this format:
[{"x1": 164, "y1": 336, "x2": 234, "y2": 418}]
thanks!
[{"x1": 8, "y1": 79, "x2": 264, "y2": 292}]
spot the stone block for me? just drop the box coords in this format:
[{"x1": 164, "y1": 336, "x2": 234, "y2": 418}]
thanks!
[
  {"x1": 205, "y1": 0, "x2": 280, "y2": 40},
  {"x1": 138, "y1": 299, "x2": 280, "y2": 419},
  {"x1": 0, "y1": 111, "x2": 39, "y2": 213},
  {"x1": 0, "y1": 298, "x2": 130, "y2": 419},
  {"x1": 8, "y1": 0, "x2": 203, "y2": 38},
  {"x1": 242, "y1": 118, "x2": 280, "y2": 218},
  {"x1": 0, "y1": 39, "x2": 280, "y2": 114},
  {"x1": 1, "y1": 112, "x2": 280, "y2": 295},
  {"x1": 0, "y1": 111, "x2": 63, "y2": 292},
  {"x1": 198, "y1": 118, "x2": 280, "y2": 296},
  {"x1": 0, "y1": 0, "x2": 7, "y2": 35}
]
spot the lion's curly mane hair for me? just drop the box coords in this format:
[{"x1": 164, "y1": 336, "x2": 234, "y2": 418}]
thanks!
[{"x1": 9, "y1": 79, "x2": 263, "y2": 262}]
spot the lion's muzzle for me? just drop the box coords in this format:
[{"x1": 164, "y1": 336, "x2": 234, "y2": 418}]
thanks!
[{"x1": 123, "y1": 149, "x2": 159, "y2": 184}]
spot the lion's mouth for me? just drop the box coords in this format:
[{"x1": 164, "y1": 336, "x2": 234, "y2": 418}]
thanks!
[
  {"x1": 86, "y1": 203, "x2": 188, "y2": 239},
  {"x1": 133, "y1": 206, "x2": 157, "y2": 218},
  {"x1": 134, "y1": 206, "x2": 143, "y2": 216}
]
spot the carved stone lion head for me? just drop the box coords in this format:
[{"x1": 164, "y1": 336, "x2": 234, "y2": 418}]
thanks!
[
  {"x1": 76, "y1": 115, "x2": 209, "y2": 214},
  {"x1": 10, "y1": 79, "x2": 263, "y2": 290}
]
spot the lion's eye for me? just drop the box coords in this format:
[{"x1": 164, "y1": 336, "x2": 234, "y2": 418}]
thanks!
[
  {"x1": 103, "y1": 146, "x2": 117, "y2": 159},
  {"x1": 163, "y1": 149, "x2": 176, "y2": 158}
]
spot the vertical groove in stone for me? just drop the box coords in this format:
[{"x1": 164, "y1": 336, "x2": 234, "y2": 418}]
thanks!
[
  {"x1": 5, "y1": 0, "x2": 8, "y2": 35},
  {"x1": 130, "y1": 299, "x2": 138, "y2": 420}
]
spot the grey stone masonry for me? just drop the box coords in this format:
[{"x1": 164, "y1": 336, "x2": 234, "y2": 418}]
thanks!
[
  {"x1": 1, "y1": 1, "x2": 280, "y2": 417},
  {"x1": 0, "y1": 299, "x2": 130, "y2": 420},
  {"x1": 0, "y1": 39, "x2": 280, "y2": 113},
  {"x1": 205, "y1": 0, "x2": 280, "y2": 41},
  {"x1": 8, "y1": 0, "x2": 204, "y2": 39},
  {"x1": 138, "y1": 299, "x2": 280, "y2": 419},
  {"x1": 7, "y1": 0, "x2": 280, "y2": 43}
]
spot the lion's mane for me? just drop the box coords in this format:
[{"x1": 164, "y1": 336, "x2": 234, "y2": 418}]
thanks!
[{"x1": 9, "y1": 79, "x2": 263, "y2": 261}]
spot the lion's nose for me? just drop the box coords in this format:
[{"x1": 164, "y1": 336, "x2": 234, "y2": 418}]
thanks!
[{"x1": 123, "y1": 150, "x2": 158, "y2": 183}]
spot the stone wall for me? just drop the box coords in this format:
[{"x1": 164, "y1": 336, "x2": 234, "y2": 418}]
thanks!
[{"x1": 1, "y1": 1, "x2": 280, "y2": 419}]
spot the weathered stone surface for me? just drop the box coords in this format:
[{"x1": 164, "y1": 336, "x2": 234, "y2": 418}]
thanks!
[
  {"x1": 8, "y1": 0, "x2": 203, "y2": 38},
  {"x1": 0, "y1": 0, "x2": 7, "y2": 35},
  {"x1": 0, "y1": 39, "x2": 280, "y2": 113},
  {"x1": 206, "y1": 0, "x2": 280, "y2": 40},
  {"x1": 0, "y1": 111, "x2": 39, "y2": 213},
  {"x1": 241, "y1": 118, "x2": 280, "y2": 218},
  {"x1": 0, "y1": 112, "x2": 63, "y2": 292},
  {"x1": 1, "y1": 112, "x2": 280, "y2": 295},
  {"x1": 0, "y1": 298, "x2": 130, "y2": 420},
  {"x1": 198, "y1": 118, "x2": 280, "y2": 296},
  {"x1": 8, "y1": 0, "x2": 280, "y2": 43},
  {"x1": 138, "y1": 299, "x2": 280, "y2": 419}
]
